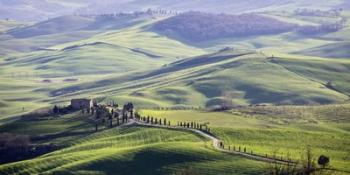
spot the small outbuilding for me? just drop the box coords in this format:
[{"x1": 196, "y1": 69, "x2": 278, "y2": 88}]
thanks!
[{"x1": 71, "y1": 98, "x2": 93, "y2": 109}]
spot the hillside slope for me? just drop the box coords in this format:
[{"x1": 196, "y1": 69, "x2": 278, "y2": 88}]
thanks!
[
  {"x1": 0, "y1": 125, "x2": 265, "y2": 175},
  {"x1": 1, "y1": 11, "x2": 349, "y2": 118},
  {"x1": 0, "y1": 17, "x2": 206, "y2": 119},
  {"x1": 295, "y1": 42, "x2": 350, "y2": 58},
  {"x1": 0, "y1": 15, "x2": 152, "y2": 55},
  {"x1": 49, "y1": 49, "x2": 350, "y2": 107}
]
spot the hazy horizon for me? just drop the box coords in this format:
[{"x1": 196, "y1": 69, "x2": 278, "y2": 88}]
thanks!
[{"x1": 1, "y1": 0, "x2": 348, "y2": 21}]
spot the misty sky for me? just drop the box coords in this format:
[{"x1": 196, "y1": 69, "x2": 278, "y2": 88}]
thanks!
[{"x1": 0, "y1": 0, "x2": 347, "y2": 21}]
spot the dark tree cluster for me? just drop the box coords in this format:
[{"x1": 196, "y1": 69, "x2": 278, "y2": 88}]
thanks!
[
  {"x1": 0, "y1": 133, "x2": 30, "y2": 151},
  {"x1": 0, "y1": 133, "x2": 31, "y2": 164},
  {"x1": 93, "y1": 105, "x2": 116, "y2": 131},
  {"x1": 177, "y1": 121, "x2": 211, "y2": 133},
  {"x1": 93, "y1": 102, "x2": 134, "y2": 131},
  {"x1": 139, "y1": 115, "x2": 171, "y2": 126},
  {"x1": 123, "y1": 103, "x2": 134, "y2": 113},
  {"x1": 153, "y1": 11, "x2": 297, "y2": 41},
  {"x1": 296, "y1": 19, "x2": 346, "y2": 35},
  {"x1": 95, "y1": 106, "x2": 110, "y2": 119},
  {"x1": 142, "y1": 106, "x2": 201, "y2": 111},
  {"x1": 52, "y1": 105, "x2": 74, "y2": 115},
  {"x1": 0, "y1": 133, "x2": 59, "y2": 164},
  {"x1": 77, "y1": 9, "x2": 178, "y2": 19}
]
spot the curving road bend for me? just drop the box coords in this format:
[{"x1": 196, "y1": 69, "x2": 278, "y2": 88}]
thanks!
[{"x1": 125, "y1": 119, "x2": 296, "y2": 164}]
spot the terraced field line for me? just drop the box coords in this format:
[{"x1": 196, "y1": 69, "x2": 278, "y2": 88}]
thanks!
[{"x1": 129, "y1": 119, "x2": 296, "y2": 164}]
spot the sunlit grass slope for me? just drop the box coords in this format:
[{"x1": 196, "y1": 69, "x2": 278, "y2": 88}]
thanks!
[
  {"x1": 0, "y1": 20, "x2": 30, "y2": 33},
  {"x1": 0, "y1": 17, "x2": 206, "y2": 119},
  {"x1": 0, "y1": 126, "x2": 266, "y2": 175},
  {"x1": 73, "y1": 49, "x2": 349, "y2": 107},
  {"x1": 1, "y1": 12, "x2": 350, "y2": 119},
  {"x1": 41, "y1": 48, "x2": 350, "y2": 112},
  {"x1": 295, "y1": 42, "x2": 350, "y2": 58},
  {"x1": 2, "y1": 47, "x2": 350, "y2": 120},
  {"x1": 0, "y1": 111, "x2": 92, "y2": 138},
  {"x1": 139, "y1": 107, "x2": 350, "y2": 172}
]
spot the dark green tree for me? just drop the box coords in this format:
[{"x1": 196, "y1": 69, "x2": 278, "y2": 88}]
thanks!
[
  {"x1": 53, "y1": 105, "x2": 59, "y2": 114},
  {"x1": 318, "y1": 155, "x2": 330, "y2": 168}
]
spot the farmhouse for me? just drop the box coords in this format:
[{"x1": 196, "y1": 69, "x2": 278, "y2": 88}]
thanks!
[{"x1": 71, "y1": 98, "x2": 93, "y2": 109}]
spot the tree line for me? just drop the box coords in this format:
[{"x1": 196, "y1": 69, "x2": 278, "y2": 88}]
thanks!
[
  {"x1": 217, "y1": 140, "x2": 334, "y2": 174},
  {"x1": 136, "y1": 114, "x2": 212, "y2": 134},
  {"x1": 75, "y1": 8, "x2": 179, "y2": 19},
  {"x1": 0, "y1": 133, "x2": 59, "y2": 164},
  {"x1": 266, "y1": 146, "x2": 334, "y2": 175}
]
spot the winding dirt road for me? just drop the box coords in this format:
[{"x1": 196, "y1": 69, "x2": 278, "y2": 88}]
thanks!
[{"x1": 126, "y1": 119, "x2": 296, "y2": 164}]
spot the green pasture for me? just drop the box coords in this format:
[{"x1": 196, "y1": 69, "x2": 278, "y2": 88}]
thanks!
[
  {"x1": 139, "y1": 108, "x2": 350, "y2": 171},
  {"x1": 0, "y1": 125, "x2": 266, "y2": 175}
]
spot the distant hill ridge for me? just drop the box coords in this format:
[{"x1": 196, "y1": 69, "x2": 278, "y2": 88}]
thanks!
[{"x1": 152, "y1": 11, "x2": 345, "y2": 41}]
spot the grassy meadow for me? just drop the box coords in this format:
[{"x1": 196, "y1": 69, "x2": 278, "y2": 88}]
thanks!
[
  {"x1": 0, "y1": 122, "x2": 266, "y2": 175},
  {"x1": 1, "y1": 11, "x2": 350, "y2": 120},
  {"x1": 0, "y1": 7, "x2": 350, "y2": 175},
  {"x1": 139, "y1": 106, "x2": 350, "y2": 172}
]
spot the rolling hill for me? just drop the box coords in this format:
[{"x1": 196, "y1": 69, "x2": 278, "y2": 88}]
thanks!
[
  {"x1": 0, "y1": 14, "x2": 206, "y2": 120},
  {"x1": 1, "y1": 2, "x2": 350, "y2": 175},
  {"x1": 295, "y1": 42, "x2": 350, "y2": 58},
  {"x1": 47, "y1": 48, "x2": 350, "y2": 108},
  {"x1": 0, "y1": 14, "x2": 152, "y2": 55},
  {"x1": 1, "y1": 9, "x2": 349, "y2": 120},
  {"x1": 152, "y1": 12, "x2": 296, "y2": 42},
  {"x1": 0, "y1": 115, "x2": 266, "y2": 175}
]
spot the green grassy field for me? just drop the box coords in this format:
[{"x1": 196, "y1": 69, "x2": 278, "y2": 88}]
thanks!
[
  {"x1": 39, "y1": 49, "x2": 350, "y2": 110},
  {"x1": 1, "y1": 8, "x2": 350, "y2": 174},
  {"x1": 139, "y1": 106, "x2": 350, "y2": 172},
  {"x1": 0, "y1": 17, "x2": 207, "y2": 120},
  {"x1": 2, "y1": 48, "x2": 350, "y2": 122},
  {"x1": 0, "y1": 123, "x2": 266, "y2": 175},
  {"x1": 0, "y1": 20, "x2": 30, "y2": 33},
  {"x1": 1, "y1": 11, "x2": 350, "y2": 119}
]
